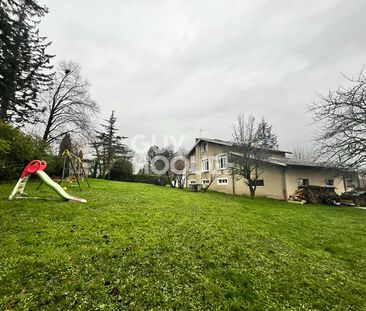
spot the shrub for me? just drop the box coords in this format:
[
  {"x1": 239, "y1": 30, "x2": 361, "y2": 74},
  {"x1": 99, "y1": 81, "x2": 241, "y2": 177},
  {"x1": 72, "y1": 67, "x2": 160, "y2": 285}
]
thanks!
[
  {"x1": 133, "y1": 174, "x2": 168, "y2": 186},
  {"x1": 109, "y1": 159, "x2": 133, "y2": 181},
  {"x1": 0, "y1": 122, "x2": 51, "y2": 180},
  {"x1": 114, "y1": 174, "x2": 168, "y2": 186}
]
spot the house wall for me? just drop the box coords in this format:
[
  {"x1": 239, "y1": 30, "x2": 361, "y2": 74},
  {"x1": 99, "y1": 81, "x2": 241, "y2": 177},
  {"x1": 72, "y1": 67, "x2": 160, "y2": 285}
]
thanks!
[
  {"x1": 188, "y1": 141, "x2": 230, "y2": 185},
  {"x1": 82, "y1": 161, "x2": 94, "y2": 177},
  {"x1": 186, "y1": 140, "x2": 359, "y2": 200},
  {"x1": 359, "y1": 174, "x2": 366, "y2": 188},
  {"x1": 187, "y1": 141, "x2": 286, "y2": 199},
  {"x1": 285, "y1": 167, "x2": 358, "y2": 196},
  {"x1": 233, "y1": 164, "x2": 286, "y2": 199}
]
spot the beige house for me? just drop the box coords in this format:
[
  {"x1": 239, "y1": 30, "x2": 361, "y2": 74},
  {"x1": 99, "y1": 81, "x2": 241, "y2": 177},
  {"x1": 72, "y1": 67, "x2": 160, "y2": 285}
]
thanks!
[{"x1": 186, "y1": 138, "x2": 359, "y2": 200}]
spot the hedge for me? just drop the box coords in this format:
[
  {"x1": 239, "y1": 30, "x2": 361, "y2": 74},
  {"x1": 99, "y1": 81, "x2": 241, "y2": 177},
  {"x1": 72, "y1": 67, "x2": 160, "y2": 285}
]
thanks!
[{"x1": 116, "y1": 174, "x2": 168, "y2": 186}]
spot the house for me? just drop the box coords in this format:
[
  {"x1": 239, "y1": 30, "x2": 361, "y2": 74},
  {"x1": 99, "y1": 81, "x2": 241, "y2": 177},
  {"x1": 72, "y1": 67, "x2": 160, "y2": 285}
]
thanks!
[
  {"x1": 186, "y1": 138, "x2": 359, "y2": 200},
  {"x1": 81, "y1": 159, "x2": 95, "y2": 177},
  {"x1": 61, "y1": 159, "x2": 95, "y2": 177}
]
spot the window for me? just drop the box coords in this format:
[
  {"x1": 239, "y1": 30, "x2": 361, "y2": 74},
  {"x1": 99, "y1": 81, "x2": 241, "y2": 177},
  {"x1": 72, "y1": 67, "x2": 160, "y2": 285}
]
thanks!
[
  {"x1": 345, "y1": 179, "x2": 354, "y2": 188},
  {"x1": 217, "y1": 178, "x2": 228, "y2": 185},
  {"x1": 325, "y1": 179, "x2": 334, "y2": 187},
  {"x1": 202, "y1": 159, "x2": 209, "y2": 172},
  {"x1": 249, "y1": 179, "x2": 264, "y2": 186},
  {"x1": 217, "y1": 155, "x2": 227, "y2": 170},
  {"x1": 201, "y1": 142, "x2": 208, "y2": 153},
  {"x1": 189, "y1": 180, "x2": 196, "y2": 185},
  {"x1": 297, "y1": 178, "x2": 309, "y2": 187},
  {"x1": 190, "y1": 162, "x2": 196, "y2": 173},
  {"x1": 202, "y1": 179, "x2": 210, "y2": 187}
]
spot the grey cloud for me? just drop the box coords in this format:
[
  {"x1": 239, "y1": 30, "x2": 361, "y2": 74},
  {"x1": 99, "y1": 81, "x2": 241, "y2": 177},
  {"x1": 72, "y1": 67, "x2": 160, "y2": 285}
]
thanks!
[{"x1": 40, "y1": 0, "x2": 366, "y2": 156}]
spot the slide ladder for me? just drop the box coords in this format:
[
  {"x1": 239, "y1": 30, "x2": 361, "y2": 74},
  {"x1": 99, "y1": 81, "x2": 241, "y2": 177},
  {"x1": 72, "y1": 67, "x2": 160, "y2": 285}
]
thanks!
[{"x1": 8, "y1": 174, "x2": 31, "y2": 200}]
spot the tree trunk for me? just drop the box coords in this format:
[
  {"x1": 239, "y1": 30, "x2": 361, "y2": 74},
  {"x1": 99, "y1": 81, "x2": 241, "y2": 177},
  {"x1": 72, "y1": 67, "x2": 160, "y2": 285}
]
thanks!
[
  {"x1": 166, "y1": 173, "x2": 174, "y2": 187},
  {"x1": 42, "y1": 103, "x2": 55, "y2": 142},
  {"x1": 42, "y1": 123, "x2": 51, "y2": 141},
  {"x1": 0, "y1": 103, "x2": 8, "y2": 121},
  {"x1": 249, "y1": 185, "x2": 256, "y2": 199}
]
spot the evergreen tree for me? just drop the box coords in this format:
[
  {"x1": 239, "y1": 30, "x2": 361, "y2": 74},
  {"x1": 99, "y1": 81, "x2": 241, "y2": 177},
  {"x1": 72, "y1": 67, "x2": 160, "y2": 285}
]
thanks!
[
  {"x1": 146, "y1": 145, "x2": 159, "y2": 173},
  {"x1": 0, "y1": 0, "x2": 53, "y2": 123},
  {"x1": 109, "y1": 159, "x2": 133, "y2": 181},
  {"x1": 92, "y1": 111, "x2": 129, "y2": 178},
  {"x1": 58, "y1": 133, "x2": 72, "y2": 156},
  {"x1": 254, "y1": 117, "x2": 279, "y2": 149}
]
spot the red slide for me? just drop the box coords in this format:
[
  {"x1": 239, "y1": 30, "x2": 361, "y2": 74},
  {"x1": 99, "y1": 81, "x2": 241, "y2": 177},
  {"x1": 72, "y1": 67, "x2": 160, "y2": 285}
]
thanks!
[{"x1": 20, "y1": 160, "x2": 47, "y2": 178}]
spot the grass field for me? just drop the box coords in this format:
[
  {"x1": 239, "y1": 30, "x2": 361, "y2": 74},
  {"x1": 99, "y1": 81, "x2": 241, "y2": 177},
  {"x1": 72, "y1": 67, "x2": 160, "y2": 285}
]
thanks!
[{"x1": 0, "y1": 179, "x2": 366, "y2": 310}]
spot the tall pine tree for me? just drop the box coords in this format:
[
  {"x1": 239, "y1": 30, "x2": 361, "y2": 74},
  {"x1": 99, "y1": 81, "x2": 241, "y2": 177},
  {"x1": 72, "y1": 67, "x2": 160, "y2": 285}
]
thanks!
[
  {"x1": 0, "y1": 0, "x2": 53, "y2": 123},
  {"x1": 58, "y1": 133, "x2": 72, "y2": 156},
  {"x1": 254, "y1": 117, "x2": 279, "y2": 149},
  {"x1": 92, "y1": 111, "x2": 129, "y2": 178}
]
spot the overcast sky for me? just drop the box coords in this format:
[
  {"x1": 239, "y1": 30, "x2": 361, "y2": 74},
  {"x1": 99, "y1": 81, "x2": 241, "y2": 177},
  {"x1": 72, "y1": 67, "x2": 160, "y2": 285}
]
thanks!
[{"x1": 40, "y1": 0, "x2": 366, "y2": 154}]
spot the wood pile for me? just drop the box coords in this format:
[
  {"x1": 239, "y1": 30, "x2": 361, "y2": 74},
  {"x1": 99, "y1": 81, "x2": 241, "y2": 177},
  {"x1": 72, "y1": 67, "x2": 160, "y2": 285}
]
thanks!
[
  {"x1": 339, "y1": 190, "x2": 366, "y2": 207},
  {"x1": 289, "y1": 186, "x2": 339, "y2": 205}
]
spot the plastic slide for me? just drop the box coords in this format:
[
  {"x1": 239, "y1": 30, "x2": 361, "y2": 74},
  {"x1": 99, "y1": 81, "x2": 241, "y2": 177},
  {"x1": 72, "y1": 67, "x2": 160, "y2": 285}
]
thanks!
[{"x1": 8, "y1": 160, "x2": 87, "y2": 203}]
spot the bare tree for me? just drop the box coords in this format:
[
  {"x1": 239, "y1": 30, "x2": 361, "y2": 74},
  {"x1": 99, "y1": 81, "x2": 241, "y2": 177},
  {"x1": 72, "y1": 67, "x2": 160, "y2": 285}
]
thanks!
[
  {"x1": 149, "y1": 145, "x2": 191, "y2": 188},
  {"x1": 309, "y1": 69, "x2": 366, "y2": 170},
  {"x1": 292, "y1": 146, "x2": 316, "y2": 162},
  {"x1": 157, "y1": 145, "x2": 177, "y2": 188},
  {"x1": 228, "y1": 114, "x2": 270, "y2": 199},
  {"x1": 146, "y1": 145, "x2": 160, "y2": 174},
  {"x1": 40, "y1": 61, "x2": 99, "y2": 143},
  {"x1": 171, "y1": 148, "x2": 197, "y2": 189},
  {"x1": 171, "y1": 155, "x2": 188, "y2": 189},
  {"x1": 201, "y1": 157, "x2": 223, "y2": 193}
]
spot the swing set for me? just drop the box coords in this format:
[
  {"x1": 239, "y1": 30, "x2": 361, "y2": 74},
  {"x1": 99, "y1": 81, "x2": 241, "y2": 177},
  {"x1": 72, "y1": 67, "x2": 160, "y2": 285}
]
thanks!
[{"x1": 37, "y1": 149, "x2": 90, "y2": 191}]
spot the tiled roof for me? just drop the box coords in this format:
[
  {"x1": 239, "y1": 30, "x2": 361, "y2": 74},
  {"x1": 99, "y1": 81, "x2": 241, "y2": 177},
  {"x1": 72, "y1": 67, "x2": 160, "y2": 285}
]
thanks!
[
  {"x1": 188, "y1": 138, "x2": 355, "y2": 170},
  {"x1": 187, "y1": 137, "x2": 291, "y2": 156},
  {"x1": 267, "y1": 157, "x2": 332, "y2": 168}
]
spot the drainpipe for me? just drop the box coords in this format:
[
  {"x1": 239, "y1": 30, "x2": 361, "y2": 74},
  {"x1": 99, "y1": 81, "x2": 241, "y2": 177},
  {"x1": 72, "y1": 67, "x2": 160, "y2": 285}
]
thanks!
[
  {"x1": 343, "y1": 175, "x2": 347, "y2": 192},
  {"x1": 232, "y1": 168, "x2": 236, "y2": 195},
  {"x1": 282, "y1": 167, "x2": 287, "y2": 200}
]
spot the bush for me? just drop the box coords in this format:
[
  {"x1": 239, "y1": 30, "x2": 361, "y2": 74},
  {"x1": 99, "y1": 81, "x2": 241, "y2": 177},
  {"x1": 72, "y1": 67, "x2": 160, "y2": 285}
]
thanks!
[
  {"x1": 109, "y1": 159, "x2": 133, "y2": 181},
  {"x1": 114, "y1": 174, "x2": 168, "y2": 186},
  {"x1": 134, "y1": 174, "x2": 168, "y2": 186},
  {"x1": 0, "y1": 122, "x2": 51, "y2": 180}
]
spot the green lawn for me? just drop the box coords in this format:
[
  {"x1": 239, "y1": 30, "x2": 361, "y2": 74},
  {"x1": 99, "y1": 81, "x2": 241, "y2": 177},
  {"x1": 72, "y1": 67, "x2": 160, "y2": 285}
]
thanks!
[{"x1": 0, "y1": 179, "x2": 365, "y2": 310}]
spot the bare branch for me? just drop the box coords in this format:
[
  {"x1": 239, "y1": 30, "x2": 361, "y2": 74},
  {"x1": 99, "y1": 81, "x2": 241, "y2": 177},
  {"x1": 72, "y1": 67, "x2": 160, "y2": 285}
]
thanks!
[
  {"x1": 40, "y1": 60, "x2": 99, "y2": 144},
  {"x1": 228, "y1": 114, "x2": 273, "y2": 199},
  {"x1": 309, "y1": 69, "x2": 366, "y2": 170}
]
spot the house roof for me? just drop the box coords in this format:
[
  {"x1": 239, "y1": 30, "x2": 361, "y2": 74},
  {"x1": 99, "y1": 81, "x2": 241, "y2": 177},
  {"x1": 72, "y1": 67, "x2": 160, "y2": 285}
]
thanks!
[
  {"x1": 228, "y1": 152, "x2": 343, "y2": 170},
  {"x1": 187, "y1": 137, "x2": 291, "y2": 156},
  {"x1": 266, "y1": 157, "x2": 332, "y2": 169},
  {"x1": 188, "y1": 137, "x2": 344, "y2": 170}
]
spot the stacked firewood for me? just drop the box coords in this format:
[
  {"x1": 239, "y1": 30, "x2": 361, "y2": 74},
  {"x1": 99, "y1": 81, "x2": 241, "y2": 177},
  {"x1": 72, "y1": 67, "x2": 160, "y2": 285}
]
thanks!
[
  {"x1": 291, "y1": 188, "x2": 318, "y2": 203},
  {"x1": 340, "y1": 190, "x2": 366, "y2": 206},
  {"x1": 290, "y1": 186, "x2": 339, "y2": 205}
]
